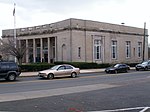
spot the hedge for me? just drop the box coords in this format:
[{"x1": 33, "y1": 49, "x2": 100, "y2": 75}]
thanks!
[
  {"x1": 54, "y1": 62, "x2": 100, "y2": 69},
  {"x1": 20, "y1": 63, "x2": 55, "y2": 72}
]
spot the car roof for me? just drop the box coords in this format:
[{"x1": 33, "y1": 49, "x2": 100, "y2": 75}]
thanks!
[
  {"x1": 56, "y1": 64, "x2": 71, "y2": 66},
  {"x1": 0, "y1": 61, "x2": 16, "y2": 63},
  {"x1": 115, "y1": 64, "x2": 127, "y2": 65}
]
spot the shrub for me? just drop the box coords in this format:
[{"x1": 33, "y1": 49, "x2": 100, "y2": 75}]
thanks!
[
  {"x1": 97, "y1": 63, "x2": 111, "y2": 68},
  {"x1": 54, "y1": 61, "x2": 97, "y2": 69},
  {"x1": 127, "y1": 63, "x2": 138, "y2": 67},
  {"x1": 20, "y1": 63, "x2": 55, "y2": 72},
  {"x1": 54, "y1": 61, "x2": 110, "y2": 69}
]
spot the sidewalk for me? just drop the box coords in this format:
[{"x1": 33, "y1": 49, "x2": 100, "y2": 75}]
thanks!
[{"x1": 20, "y1": 68, "x2": 105, "y2": 77}]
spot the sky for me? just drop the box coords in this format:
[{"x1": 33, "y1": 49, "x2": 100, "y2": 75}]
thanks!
[{"x1": 0, "y1": 0, "x2": 150, "y2": 41}]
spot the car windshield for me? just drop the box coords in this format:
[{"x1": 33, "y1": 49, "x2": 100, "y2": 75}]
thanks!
[
  {"x1": 141, "y1": 61, "x2": 148, "y2": 65},
  {"x1": 114, "y1": 64, "x2": 120, "y2": 68},
  {"x1": 50, "y1": 65, "x2": 60, "y2": 70}
]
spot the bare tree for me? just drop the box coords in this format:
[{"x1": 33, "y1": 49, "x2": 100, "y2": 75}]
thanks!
[{"x1": 0, "y1": 38, "x2": 26, "y2": 65}]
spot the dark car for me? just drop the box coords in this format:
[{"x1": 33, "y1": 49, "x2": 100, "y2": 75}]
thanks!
[
  {"x1": 135, "y1": 60, "x2": 150, "y2": 71},
  {"x1": 105, "y1": 64, "x2": 130, "y2": 73},
  {"x1": 0, "y1": 61, "x2": 21, "y2": 81}
]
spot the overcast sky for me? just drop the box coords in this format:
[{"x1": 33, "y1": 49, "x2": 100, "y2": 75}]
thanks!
[{"x1": 0, "y1": 0, "x2": 150, "y2": 41}]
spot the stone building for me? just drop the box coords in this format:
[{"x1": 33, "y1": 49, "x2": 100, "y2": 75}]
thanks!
[{"x1": 2, "y1": 18, "x2": 148, "y2": 64}]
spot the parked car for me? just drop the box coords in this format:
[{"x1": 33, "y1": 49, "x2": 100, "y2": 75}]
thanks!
[
  {"x1": 38, "y1": 64, "x2": 80, "y2": 79},
  {"x1": 105, "y1": 64, "x2": 130, "y2": 74},
  {"x1": 135, "y1": 60, "x2": 150, "y2": 71},
  {"x1": 0, "y1": 61, "x2": 21, "y2": 81}
]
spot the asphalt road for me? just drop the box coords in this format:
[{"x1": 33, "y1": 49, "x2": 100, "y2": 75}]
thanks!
[{"x1": 0, "y1": 70, "x2": 150, "y2": 112}]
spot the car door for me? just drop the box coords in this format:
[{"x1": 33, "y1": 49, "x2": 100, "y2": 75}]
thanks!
[
  {"x1": 65, "y1": 65, "x2": 73, "y2": 76},
  {"x1": 0, "y1": 63, "x2": 2, "y2": 78},
  {"x1": 148, "y1": 61, "x2": 150, "y2": 69},
  {"x1": 0, "y1": 63, "x2": 8, "y2": 78},
  {"x1": 55, "y1": 65, "x2": 66, "y2": 77},
  {"x1": 118, "y1": 65, "x2": 125, "y2": 72}
]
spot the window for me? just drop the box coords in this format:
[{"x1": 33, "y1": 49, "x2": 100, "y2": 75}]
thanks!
[
  {"x1": 21, "y1": 28, "x2": 26, "y2": 32},
  {"x1": 94, "y1": 40, "x2": 102, "y2": 60},
  {"x1": 35, "y1": 26, "x2": 40, "y2": 29},
  {"x1": 111, "y1": 40, "x2": 117, "y2": 59},
  {"x1": 28, "y1": 27, "x2": 33, "y2": 31},
  {"x1": 126, "y1": 41, "x2": 131, "y2": 58},
  {"x1": 1, "y1": 63, "x2": 9, "y2": 69},
  {"x1": 65, "y1": 65, "x2": 73, "y2": 69},
  {"x1": 78, "y1": 47, "x2": 81, "y2": 58},
  {"x1": 58, "y1": 66, "x2": 65, "y2": 70},
  {"x1": 9, "y1": 63, "x2": 17, "y2": 69},
  {"x1": 138, "y1": 42, "x2": 142, "y2": 57},
  {"x1": 42, "y1": 25, "x2": 46, "y2": 28}
]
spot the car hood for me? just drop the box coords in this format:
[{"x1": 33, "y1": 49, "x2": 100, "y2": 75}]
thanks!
[
  {"x1": 106, "y1": 67, "x2": 116, "y2": 70},
  {"x1": 39, "y1": 69, "x2": 54, "y2": 73},
  {"x1": 136, "y1": 64, "x2": 146, "y2": 67}
]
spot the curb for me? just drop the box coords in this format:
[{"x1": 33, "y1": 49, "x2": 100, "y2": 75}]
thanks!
[
  {"x1": 19, "y1": 68, "x2": 135, "y2": 77},
  {"x1": 20, "y1": 69, "x2": 105, "y2": 77}
]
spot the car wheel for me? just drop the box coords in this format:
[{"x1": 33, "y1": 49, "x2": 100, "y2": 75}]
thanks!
[
  {"x1": 47, "y1": 73, "x2": 54, "y2": 79},
  {"x1": 105, "y1": 71, "x2": 109, "y2": 74},
  {"x1": 71, "y1": 72, "x2": 77, "y2": 78},
  {"x1": 144, "y1": 67, "x2": 148, "y2": 71},
  {"x1": 7, "y1": 73, "x2": 16, "y2": 81},
  {"x1": 136, "y1": 68, "x2": 139, "y2": 71}
]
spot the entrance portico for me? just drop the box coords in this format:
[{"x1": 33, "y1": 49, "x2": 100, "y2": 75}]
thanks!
[{"x1": 19, "y1": 37, "x2": 56, "y2": 63}]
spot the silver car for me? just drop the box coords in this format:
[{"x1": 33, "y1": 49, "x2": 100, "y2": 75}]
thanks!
[
  {"x1": 135, "y1": 60, "x2": 150, "y2": 71},
  {"x1": 38, "y1": 64, "x2": 80, "y2": 79}
]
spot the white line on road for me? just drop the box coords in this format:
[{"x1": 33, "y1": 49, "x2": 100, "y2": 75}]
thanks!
[
  {"x1": 140, "y1": 107, "x2": 150, "y2": 112},
  {"x1": 89, "y1": 107, "x2": 150, "y2": 112},
  {"x1": 0, "y1": 83, "x2": 119, "y2": 102}
]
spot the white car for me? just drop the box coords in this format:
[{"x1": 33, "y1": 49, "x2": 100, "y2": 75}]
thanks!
[
  {"x1": 135, "y1": 60, "x2": 150, "y2": 71},
  {"x1": 38, "y1": 64, "x2": 80, "y2": 79}
]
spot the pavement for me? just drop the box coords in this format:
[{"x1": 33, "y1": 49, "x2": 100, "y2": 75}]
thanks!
[
  {"x1": 20, "y1": 67, "x2": 135, "y2": 77},
  {"x1": 20, "y1": 68, "x2": 105, "y2": 77}
]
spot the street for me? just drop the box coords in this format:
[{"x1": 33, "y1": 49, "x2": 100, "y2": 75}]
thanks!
[{"x1": 0, "y1": 70, "x2": 150, "y2": 112}]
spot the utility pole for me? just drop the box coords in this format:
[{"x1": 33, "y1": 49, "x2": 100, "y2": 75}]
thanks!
[
  {"x1": 143, "y1": 22, "x2": 146, "y2": 61},
  {"x1": 13, "y1": 3, "x2": 17, "y2": 62}
]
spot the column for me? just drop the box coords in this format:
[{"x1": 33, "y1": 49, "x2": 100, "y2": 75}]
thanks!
[
  {"x1": 54, "y1": 36, "x2": 57, "y2": 62},
  {"x1": 48, "y1": 37, "x2": 50, "y2": 63},
  {"x1": 33, "y1": 39, "x2": 36, "y2": 63},
  {"x1": 17, "y1": 40, "x2": 21, "y2": 63},
  {"x1": 40, "y1": 38, "x2": 43, "y2": 62},
  {"x1": 26, "y1": 39, "x2": 29, "y2": 63}
]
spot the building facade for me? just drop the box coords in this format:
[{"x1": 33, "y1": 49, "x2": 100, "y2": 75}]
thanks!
[{"x1": 2, "y1": 18, "x2": 148, "y2": 64}]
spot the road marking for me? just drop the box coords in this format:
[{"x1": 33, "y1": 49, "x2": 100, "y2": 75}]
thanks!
[
  {"x1": 147, "y1": 76, "x2": 150, "y2": 78},
  {"x1": 89, "y1": 107, "x2": 150, "y2": 112},
  {"x1": 140, "y1": 107, "x2": 150, "y2": 112},
  {"x1": 0, "y1": 83, "x2": 119, "y2": 102}
]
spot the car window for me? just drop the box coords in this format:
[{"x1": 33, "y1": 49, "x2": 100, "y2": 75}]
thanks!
[
  {"x1": 118, "y1": 65, "x2": 123, "y2": 68},
  {"x1": 114, "y1": 64, "x2": 120, "y2": 68},
  {"x1": 1, "y1": 63, "x2": 9, "y2": 69},
  {"x1": 65, "y1": 65, "x2": 73, "y2": 69},
  {"x1": 51, "y1": 65, "x2": 59, "y2": 70},
  {"x1": 58, "y1": 66, "x2": 65, "y2": 70},
  {"x1": 142, "y1": 61, "x2": 148, "y2": 65},
  {"x1": 122, "y1": 65, "x2": 126, "y2": 67},
  {"x1": 9, "y1": 63, "x2": 17, "y2": 69}
]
